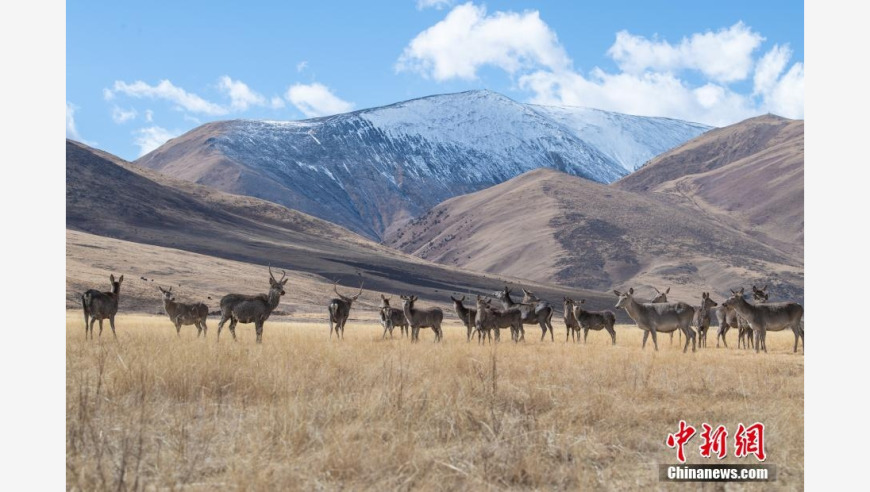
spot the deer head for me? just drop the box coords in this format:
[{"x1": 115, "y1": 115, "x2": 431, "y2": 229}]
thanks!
[
  {"x1": 651, "y1": 287, "x2": 669, "y2": 303},
  {"x1": 268, "y1": 266, "x2": 288, "y2": 295},
  {"x1": 109, "y1": 274, "x2": 124, "y2": 294},
  {"x1": 158, "y1": 285, "x2": 175, "y2": 301},
  {"x1": 613, "y1": 287, "x2": 635, "y2": 309}
]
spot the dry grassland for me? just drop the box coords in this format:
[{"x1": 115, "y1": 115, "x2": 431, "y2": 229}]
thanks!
[{"x1": 67, "y1": 313, "x2": 803, "y2": 490}]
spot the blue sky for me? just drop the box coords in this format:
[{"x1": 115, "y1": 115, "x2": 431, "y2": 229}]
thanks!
[{"x1": 66, "y1": 1, "x2": 804, "y2": 160}]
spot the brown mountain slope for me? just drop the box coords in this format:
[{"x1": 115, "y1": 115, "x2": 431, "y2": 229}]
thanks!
[
  {"x1": 66, "y1": 140, "x2": 608, "y2": 316},
  {"x1": 385, "y1": 168, "x2": 803, "y2": 303},
  {"x1": 615, "y1": 115, "x2": 803, "y2": 256}
]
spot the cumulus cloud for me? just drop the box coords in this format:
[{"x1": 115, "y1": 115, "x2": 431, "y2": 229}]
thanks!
[
  {"x1": 270, "y1": 96, "x2": 286, "y2": 109},
  {"x1": 285, "y1": 83, "x2": 355, "y2": 117},
  {"x1": 133, "y1": 126, "x2": 180, "y2": 157},
  {"x1": 106, "y1": 79, "x2": 228, "y2": 115},
  {"x1": 400, "y1": 3, "x2": 804, "y2": 125},
  {"x1": 217, "y1": 75, "x2": 266, "y2": 111},
  {"x1": 397, "y1": 2, "x2": 570, "y2": 81},
  {"x1": 417, "y1": 0, "x2": 455, "y2": 10},
  {"x1": 607, "y1": 22, "x2": 764, "y2": 83},
  {"x1": 296, "y1": 61, "x2": 308, "y2": 72},
  {"x1": 111, "y1": 105, "x2": 137, "y2": 124}
]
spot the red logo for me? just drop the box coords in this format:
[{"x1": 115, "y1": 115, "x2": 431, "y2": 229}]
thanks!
[
  {"x1": 699, "y1": 424, "x2": 729, "y2": 459},
  {"x1": 734, "y1": 423, "x2": 766, "y2": 461},
  {"x1": 665, "y1": 420, "x2": 697, "y2": 463},
  {"x1": 667, "y1": 422, "x2": 766, "y2": 462}
]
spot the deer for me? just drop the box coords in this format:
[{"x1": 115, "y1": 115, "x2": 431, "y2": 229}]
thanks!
[
  {"x1": 563, "y1": 297, "x2": 582, "y2": 342},
  {"x1": 400, "y1": 295, "x2": 444, "y2": 342},
  {"x1": 520, "y1": 289, "x2": 556, "y2": 341},
  {"x1": 715, "y1": 286, "x2": 767, "y2": 349},
  {"x1": 646, "y1": 288, "x2": 679, "y2": 345},
  {"x1": 614, "y1": 288, "x2": 696, "y2": 352},
  {"x1": 722, "y1": 288, "x2": 804, "y2": 354},
  {"x1": 475, "y1": 295, "x2": 523, "y2": 343},
  {"x1": 693, "y1": 292, "x2": 718, "y2": 348},
  {"x1": 216, "y1": 266, "x2": 287, "y2": 343},
  {"x1": 81, "y1": 274, "x2": 124, "y2": 339},
  {"x1": 450, "y1": 295, "x2": 478, "y2": 342},
  {"x1": 328, "y1": 280, "x2": 364, "y2": 340},
  {"x1": 492, "y1": 287, "x2": 550, "y2": 342},
  {"x1": 158, "y1": 286, "x2": 209, "y2": 337},
  {"x1": 379, "y1": 294, "x2": 409, "y2": 339},
  {"x1": 574, "y1": 299, "x2": 617, "y2": 345}
]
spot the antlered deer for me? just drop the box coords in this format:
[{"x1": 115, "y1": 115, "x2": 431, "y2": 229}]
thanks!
[
  {"x1": 400, "y1": 295, "x2": 443, "y2": 342},
  {"x1": 450, "y1": 295, "x2": 477, "y2": 342},
  {"x1": 722, "y1": 288, "x2": 804, "y2": 354},
  {"x1": 328, "y1": 280, "x2": 364, "y2": 340},
  {"x1": 216, "y1": 266, "x2": 287, "y2": 343},
  {"x1": 158, "y1": 286, "x2": 209, "y2": 337},
  {"x1": 574, "y1": 299, "x2": 616, "y2": 345},
  {"x1": 379, "y1": 295, "x2": 409, "y2": 339},
  {"x1": 81, "y1": 274, "x2": 124, "y2": 339},
  {"x1": 614, "y1": 288, "x2": 696, "y2": 352}
]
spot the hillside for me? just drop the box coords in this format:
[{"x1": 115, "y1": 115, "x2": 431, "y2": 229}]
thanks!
[
  {"x1": 135, "y1": 90, "x2": 709, "y2": 239},
  {"x1": 66, "y1": 140, "x2": 610, "y2": 316},
  {"x1": 615, "y1": 115, "x2": 804, "y2": 256},
  {"x1": 385, "y1": 168, "x2": 803, "y2": 303}
]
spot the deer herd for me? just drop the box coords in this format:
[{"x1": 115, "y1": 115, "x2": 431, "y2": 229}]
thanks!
[{"x1": 80, "y1": 269, "x2": 804, "y2": 354}]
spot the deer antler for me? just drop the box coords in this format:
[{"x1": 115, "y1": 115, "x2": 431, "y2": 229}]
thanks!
[
  {"x1": 353, "y1": 280, "x2": 364, "y2": 300},
  {"x1": 269, "y1": 265, "x2": 276, "y2": 281}
]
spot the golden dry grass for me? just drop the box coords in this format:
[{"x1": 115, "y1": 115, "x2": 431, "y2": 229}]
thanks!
[{"x1": 67, "y1": 313, "x2": 803, "y2": 490}]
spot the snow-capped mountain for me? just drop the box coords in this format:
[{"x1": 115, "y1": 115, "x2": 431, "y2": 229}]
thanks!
[{"x1": 136, "y1": 90, "x2": 711, "y2": 239}]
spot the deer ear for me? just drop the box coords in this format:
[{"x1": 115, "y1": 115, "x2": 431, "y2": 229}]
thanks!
[
  {"x1": 629, "y1": 287, "x2": 634, "y2": 295},
  {"x1": 110, "y1": 274, "x2": 115, "y2": 283},
  {"x1": 738, "y1": 288, "x2": 745, "y2": 295},
  {"x1": 460, "y1": 295, "x2": 465, "y2": 301},
  {"x1": 665, "y1": 287, "x2": 670, "y2": 294},
  {"x1": 613, "y1": 290, "x2": 621, "y2": 296},
  {"x1": 580, "y1": 299, "x2": 586, "y2": 304}
]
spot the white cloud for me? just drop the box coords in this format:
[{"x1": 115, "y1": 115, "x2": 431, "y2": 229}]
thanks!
[
  {"x1": 401, "y1": 3, "x2": 804, "y2": 125},
  {"x1": 111, "y1": 105, "x2": 137, "y2": 124},
  {"x1": 417, "y1": 0, "x2": 454, "y2": 10},
  {"x1": 607, "y1": 22, "x2": 764, "y2": 83},
  {"x1": 133, "y1": 126, "x2": 180, "y2": 157},
  {"x1": 217, "y1": 75, "x2": 266, "y2": 111},
  {"x1": 66, "y1": 102, "x2": 96, "y2": 145},
  {"x1": 144, "y1": 109, "x2": 154, "y2": 122},
  {"x1": 296, "y1": 61, "x2": 308, "y2": 72},
  {"x1": 270, "y1": 96, "x2": 286, "y2": 109},
  {"x1": 285, "y1": 83, "x2": 355, "y2": 117},
  {"x1": 106, "y1": 79, "x2": 228, "y2": 115},
  {"x1": 753, "y1": 44, "x2": 791, "y2": 95},
  {"x1": 397, "y1": 2, "x2": 570, "y2": 81}
]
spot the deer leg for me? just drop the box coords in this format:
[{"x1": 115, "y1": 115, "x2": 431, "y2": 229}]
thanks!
[
  {"x1": 642, "y1": 330, "x2": 649, "y2": 349},
  {"x1": 229, "y1": 319, "x2": 238, "y2": 341},
  {"x1": 669, "y1": 331, "x2": 674, "y2": 345},
  {"x1": 329, "y1": 312, "x2": 334, "y2": 339},
  {"x1": 202, "y1": 318, "x2": 208, "y2": 337},
  {"x1": 217, "y1": 316, "x2": 228, "y2": 341},
  {"x1": 255, "y1": 322, "x2": 263, "y2": 344},
  {"x1": 609, "y1": 326, "x2": 616, "y2": 345},
  {"x1": 89, "y1": 317, "x2": 96, "y2": 339},
  {"x1": 175, "y1": 318, "x2": 182, "y2": 337},
  {"x1": 98, "y1": 319, "x2": 104, "y2": 338},
  {"x1": 651, "y1": 329, "x2": 659, "y2": 351}
]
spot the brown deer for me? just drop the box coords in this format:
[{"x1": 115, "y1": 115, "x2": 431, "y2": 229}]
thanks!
[
  {"x1": 328, "y1": 280, "x2": 364, "y2": 340},
  {"x1": 379, "y1": 294, "x2": 408, "y2": 339},
  {"x1": 574, "y1": 299, "x2": 617, "y2": 345},
  {"x1": 216, "y1": 266, "x2": 287, "y2": 343},
  {"x1": 158, "y1": 286, "x2": 209, "y2": 337},
  {"x1": 722, "y1": 288, "x2": 804, "y2": 354},
  {"x1": 493, "y1": 286, "x2": 552, "y2": 342},
  {"x1": 475, "y1": 295, "x2": 523, "y2": 343},
  {"x1": 521, "y1": 289, "x2": 556, "y2": 341},
  {"x1": 715, "y1": 286, "x2": 767, "y2": 349},
  {"x1": 400, "y1": 295, "x2": 444, "y2": 342},
  {"x1": 81, "y1": 274, "x2": 124, "y2": 339},
  {"x1": 563, "y1": 297, "x2": 582, "y2": 342},
  {"x1": 614, "y1": 288, "x2": 696, "y2": 352},
  {"x1": 450, "y1": 295, "x2": 477, "y2": 342},
  {"x1": 693, "y1": 292, "x2": 718, "y2": 348}
]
